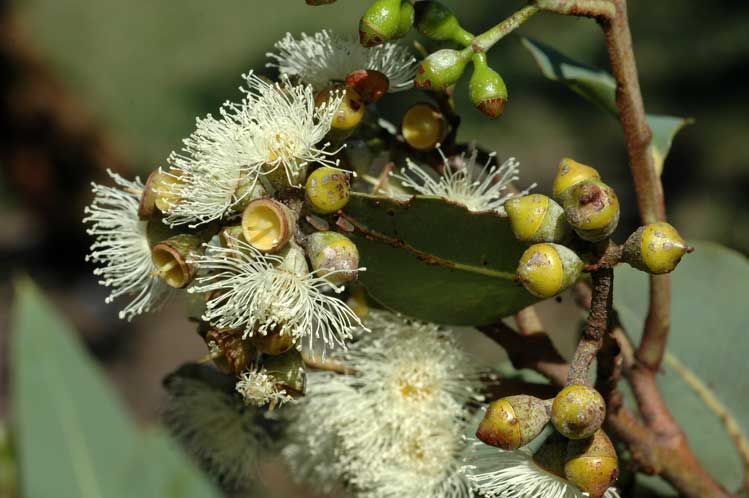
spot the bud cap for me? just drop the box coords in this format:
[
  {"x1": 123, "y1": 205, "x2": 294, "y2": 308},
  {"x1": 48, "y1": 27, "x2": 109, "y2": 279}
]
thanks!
[
  {"x1": 505, "y1": 194, "x2": 570, "y2": 244},
  {"x1": 552, "y1": 158, "x2": 601, "y2": 202}
]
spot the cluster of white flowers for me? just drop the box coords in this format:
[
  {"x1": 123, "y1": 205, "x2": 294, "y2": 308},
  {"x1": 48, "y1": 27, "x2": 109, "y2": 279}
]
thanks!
[{"x1": 235, "y1": 366, "x2": 294, "y2": 409}]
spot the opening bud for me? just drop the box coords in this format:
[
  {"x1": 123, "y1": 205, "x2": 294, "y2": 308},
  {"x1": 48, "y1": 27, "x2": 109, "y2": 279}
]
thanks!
[
  {"x1": 469, "y1": 53, "x2": 507, "y2": 118},
  {"x1": 205, "y1": 328, "x2": 255, "y2": 375},
  {"x1": 241, "y1": 198, "x2": 294, "y2": 253},
  {"x1": 306, "y1": 231, "x2": 360, "y2": 285},
  {"x1": 278, "y1": 242, "x2": 311, "y2": 275},
  {"x1": 359, "y1": 0, "x2": 402, "y2": 47},
  {"x1": 139, "y1": 169, "x2": 182, "y2": 218},
  {"x1": 552, "y1": 158, "x2": 601, "y2": 202},
  {"x1": 476, "y1": 395, "x2": 550, "y2": 450},
  {"x1": 305, "y1": 167, "x2": 352, "y2": 214},
  {"x1": 401, "y1": 103, "x2": 446, "y2": 151},
  {"x1": 414, "y1": 1, "x2": 473, "y2": 45},
  {"x1": 414, "y1": 48, "x2": 470, "y2": 91},
  {"x1": 251, "y1": 327, "x2": 295, "y2": 356},
  {"x1": 623, "y1": 222, "x2": 689, "y2": 274},
  {"x1": 151, "y1": 233, "x2": 205, "y2": 288},
  {"x1": 346, "y1": 69, "x2": 390, "y2": 104},
  {"x1": 517, "y1": 243, "x2": 583, "y2": 298},
  {"x1": 261, "y1": 349, "x2": 307, "y2": 398},
  {"x1": 316, "y1": 86, "x2": 365, "y2": 142},
  {"x1": 505, "y1": 194, "x2": 570, "y2": 244},
  {"x1": 551, "y1": 384, "x2": 606, "y2": 440},
  {"x1": 563, "y1": 180, "x2": 620, "y2": 242},
  {"x1": 565, "y1": 430, "x2": 619, "y2": 498}
]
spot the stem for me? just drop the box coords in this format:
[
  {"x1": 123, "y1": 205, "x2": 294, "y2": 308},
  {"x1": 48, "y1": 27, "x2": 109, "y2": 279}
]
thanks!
[
  {"x1": 471, "y1": 5, "x2": 539, "y2": 53},
  {"x1": 534, "y1": 0, "x2": 616, "y2": 19}
]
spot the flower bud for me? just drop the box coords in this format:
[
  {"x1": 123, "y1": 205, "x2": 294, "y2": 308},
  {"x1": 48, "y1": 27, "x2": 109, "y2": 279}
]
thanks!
[
  {"x1": 414, "y1": 1, "x2": 473, "y2": 45},
  {"x1": 316, "y1": 86, "x2": 365, "y2": 143},
  {"x1": 563, "y1": 180, "x2": 620, "y2": 242},
  {"x1": 139, "y1": 169, "x2": 182, "y2": 218},
  {"x1": 552, "y1": 157, "x2": 601, "y2": 202},
  {"x1": 551, "y1": 384, "x2": 606, "y2": 440},
  {"x1": 476, "y1": 395, "x2": 550, "y2": 450},
  {"x1": 151, "y1": 233, "x2": 205, "y2": 288},
  {"x1": 305, "y1": 167, "x2": 352, "y2": 214},
  {"x1": 517, "y1": 243, "x2": 583, "y2": 298},
  {"x1": 505, "y1": 194, "x2": 570, "y2": 244},
  {"x1": 401, "y1": 103, "x2": 446, "y2": 151},
  {"x1": 251, "y1": 329, "x2": 295, "y2": 356},
  {"x1": 414, "y1": 48, "x2": 470, "y2": 91},
  {"x1": 262, "y1": 349, "x2": 306, "y2": 397},
  {"x1": 469, "y1": 54, "x2": 508, "y2": 118},
  {"x1": 278, "y1": 242, "x2": 310, "y2": 275},
  {"x1": 623, "y1": 222, "x2": 689, "y2": 274},
  {"x1": 241, "y1": 198, "x2": 294, "y2": 253},
  {"x1": 565, "y1": 430, "x2": 619, "y2": 498},
  {"x1": 205, "y1": 328, "x2": 255, "y2": 375},
  {"x1": 346, "y1": 69, "x2": 390, "y2": 104},
  {"x1": 359, "y1": 0, "x2": 402, "y2": 47},
  {"x1": 396, "y1": 1, "x2": 415, "y2": 38},
  {"x1": 306, "y1": 231, "x2": 360, "y2": 285}
]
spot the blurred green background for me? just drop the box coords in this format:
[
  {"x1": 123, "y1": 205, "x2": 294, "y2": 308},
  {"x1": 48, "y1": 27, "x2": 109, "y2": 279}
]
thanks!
[{"x1": 0, "y1": 0, "x2": 747, "y2": 496}]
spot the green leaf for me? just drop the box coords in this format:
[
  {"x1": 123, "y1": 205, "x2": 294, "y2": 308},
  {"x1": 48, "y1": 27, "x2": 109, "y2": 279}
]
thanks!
[
  {"x1": 11, "y1": 278, "x2": 137, "y2": 498},
  {"x1": 521, "y1": 37, "x2": 692, "y2": 175},
  {"x1": 614, "y1": 242, "x2": 749, "y2": 492},
  {"x1": 342, "y1": 193, "x2": 538, "y2": 325}
]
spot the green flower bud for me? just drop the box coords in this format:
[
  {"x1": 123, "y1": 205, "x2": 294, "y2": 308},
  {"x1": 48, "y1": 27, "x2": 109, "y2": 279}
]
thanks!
[
  {"x1": 517, "y1": 243, "x2": 583, "y2": 298},
  {"x1": 151, "y1": 233, "x2": 205, "y2": 288},
  {"x1": 414, "y1": 1, "x2": 473, "y2": 45},
  {"x1": 623, "y1": 222, "x2": 689, "y2": 274},
  {"x1": 551, "y1": 384, "x2": 606, "y2": 440},
  {"x1": 305, "y1": 167, "x2": 352, "y2": 214},
  {"x1": 414, "y1": 48, "x2": 470, "y2": 91},
  {"x1": 476, "y1": 395, "x2": 550, "y2": 450},
  {"x1": 205, "y1": 328, "x2": 255, "y2": 375},
  {"x1": 241, "y1": 198, "x2": 294, "y2": 253},
  {"x1": 552, "y1": 157, "x2": 601, "y2": 202},
  {"x1": 346, "y1": 69, "x2": 390, "y2": 104},
  {"x1": 505, "y1": 194, "x2": 570, "y2": 244},
  {"x1": 262, "y1": 349, "x2": 306, "y2": 398},
  {"x1": 359, "y1": 0, "x2": 402, "y2": 47},
  {"x1": 563, "y1": 180, "x2": 620, "y2": 242},
  {"x1": 469, "y1": 54, "x2": 508, "y2": 118},
  {"x1": 565, "y1": 430, "x2": 619, "y2": 498},
  {"x1": 401, "y1": 102, "x2": 446, "y2": 151},
  {"x1": 396, "y1": 1, "x2": 415, "y2": 38},
  {"x1": 306, "y1": 231, "x2": 360, "y2": 285}
]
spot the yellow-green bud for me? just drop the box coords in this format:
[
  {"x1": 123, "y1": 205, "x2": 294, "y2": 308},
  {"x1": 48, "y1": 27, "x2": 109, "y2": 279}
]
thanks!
[
  {"x1": 414, "y1": 48, "x2": 470, "y2": 91},
  {"x1": 396, "y1": 0, "x2": 415, "y2": 38},
  {"x1": 305, "y1": 167, "x2": 352, "y2": 214},
  {"x1": 345, "y1": 69, "x2": 390, "y2": 104},
  {"x1": 151, "y1": 233, "x2": 204, "y2": 288},
  {"x1": 205, "y1": 328, "x2": 255, "y2": 375},
  {"x1": 505, "y1": 194, "x2": 570, "y2": 244},
  {"x1": 623, "y1": 222, "x2": 689, "y2": 274},
  {"x1": 414, "y1": 1, "x2": 473, "y2": 45},
  {"x1": 469, "y1": 53, "x2": 507, "y2": 119},
  {"x1": 476, "y1": 395, "x2": 550, "y2": 450},
  {"x1": 241, "y1": 198, "x2": 294, "y2": 253},
  {"x1": 563, "y1": 180, "x2": 620, "y2": 242},
  {"x1": 251, "y1": 329, "x2": 295, "y2": 356},
  {"x1": 316, "y1": 86, "x2": 365, "y2": 143},
  {"x1": 565, "y1": 430, "x2": 619, "y2": 498},
  {"x1": 306, "y1": 231, "x2": 360, "y2": 285},
  {"x1": 401, "y1": 103, "x2": 446, "y2": 151},
  {"x1": 262, "y1": 349, "x2": 307, "y2": 398},
  {"x1": 359, "y1": 0, "x2": 402, "y2": 47},
  {"x1": 552, "y1": 157, "x2": 601, "y2": 202},
  {"x1": 517, "y1": 243, "x2": 583, "y2": 298},
  {"x1": 551, "y1": 384, "x2": 606, "y2": 440}
]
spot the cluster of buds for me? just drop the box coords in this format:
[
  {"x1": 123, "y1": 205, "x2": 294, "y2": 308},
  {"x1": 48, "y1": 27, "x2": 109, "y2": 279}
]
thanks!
[
  {"x1": 477, "y1": 384, "x2": 617, "y2": 498},
  {"x1": 506, "y1": 158, "x2": 689, "y2": 298}
]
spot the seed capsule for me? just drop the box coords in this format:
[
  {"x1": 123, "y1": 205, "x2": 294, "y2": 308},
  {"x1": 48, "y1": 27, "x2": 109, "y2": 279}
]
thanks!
[
  {"x1": 414, "y1": 1, "x2": 473, "y2": 45},
  {"x1": 262, "y1": 349, "x2": 307, "y2": 398},
  {"x1": 565, "y1": 430, "x2": 619, "y2": 498},
  {"x1": 552, "y1": 158, "x2": 601, "y2": 202},
  {"x1": 517, "y1": 243, "x2": 583, "y2": 298},
  {"x1": 359, "y1": 0, "x2": 402, "y2": 47},
  {"x1": 305, "y1": 167, "x2": 352, "y2": 214},
  {"x1": 241, "y1": 198, "x2": 294, "y2": 253},
  {"x1": 623, "y1": 222, "x2": 689, "y2": 274},
  {"x1": 476, "y1": 395, "x2": 550, "y2": 450},
  {"x1": 401, "y1": 103, "x2": 446, "y2": 151},
  {"x1": 151, "y1": 233, "x2": 205, "y2": 288},
  {"x1": 505, "y1": 194, "x2": 570, "y2": 244},
  {"x1": 306, "y1": 231, "x2": 360, "y2": 285},
  {"x1": 205, "y1": 328, "x2": 255, "y2": 375},
  {"x1": 345, "y1": 69, "x2": 390, "y2": 104},
  {"x1": 414, "y1": 48, "x2": 470, "y2": 91},
  {"x1": 469, "y1": 53, "x2": 508, "y2": 119},
  {"x1": 563, "y1": 180, "x2": 620, "y2": 242},
  {"x1": 551, "y1": 384, "x2": 606, "y2": 440}
]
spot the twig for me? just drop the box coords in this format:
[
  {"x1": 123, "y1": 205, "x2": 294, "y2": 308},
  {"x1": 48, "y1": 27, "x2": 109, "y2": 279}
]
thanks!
[{"x1": 534, "y1": 0, "x2": 616, "y2": 19}]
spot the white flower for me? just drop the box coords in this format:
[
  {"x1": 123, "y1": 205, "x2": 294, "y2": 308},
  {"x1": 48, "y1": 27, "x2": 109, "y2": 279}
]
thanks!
[
  {"x1": 391, "y1": 148, "x2": 534, "y2": 213},
  {"x1": 188, "y1": 236, "x2": 364, "y2": 353},
  {"x1": 83, "y1": 170, "x2": 170, "y2": 320},
  {"x1": 164, "y1": 72, "x2": 343, "y2": 227},
  {"x1": 163, "y1": 364, "x2": 273, "y2": 489},
  {"x1": 235, "y1": 367, "x2": 293, "y2": 408},
  {"x1": 267, "y1": 29, "x2": 417, "y2": 92},
  {"x1": 462, "y1": 440, "x2": 621, "y2": 498},
  {"x1": 283, "y1": 311, "x2": 481, "y2": 498}
]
